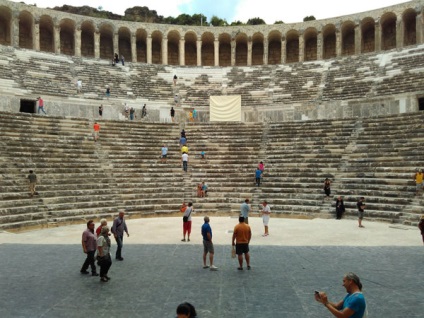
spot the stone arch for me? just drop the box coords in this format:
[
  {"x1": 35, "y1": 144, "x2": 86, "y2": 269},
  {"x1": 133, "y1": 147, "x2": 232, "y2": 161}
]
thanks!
[
  {"x1": 403, "y1": 9, "x2": 417, "y2": 46},
  {"x1": 304, "y1": 27, "x2": 318, "y2": 61},
  {"x1": 286, "y1": 30, "x2": 299, "y2": 63},
  {"x1": 341, "y1": 21, "x2": 355, "y2": 56},
  {"x1": 0, "y1": 6, "x2": 12, "y2": 45},
  {"x1": 184, "y1": 31, "x2": 197, "y2": 66},
  {"x1": 80, "y1": 20, "x2": 95, "y2": 57},
  {"x1": 235, "y1": 32, "x2": 248, "y2": 66},
  {"x1": 381, "y1": 12, "x2": 397, "y2": 50},
  {"x1": 136, "y1": 28, "x2": 147, "y2": 63},
  {"x1": 201, "y1": 32, "x2": 214, "y2": 66},
  {"x1": 39, "y1": 15, "x2": 54, "y2": 52},
  {"x1": 99, "y1": 23, "x2": 114, "y2": 59},
  {"x1": 151, "y1": 30, "x2": 162, "y2": 64},
  {"x1": 361, "y1": 17, "x2": 375, "y2": 53},
  {"x1": 252, "y1": 32, "x2": 264, "y2": 65},
  {"x1": 59, "y1": 18, "x2": 75, "y2": 56},
  {"x1": 19, "y1": 10, "x2": 33, "y2": 49},
  {"x1": 118, "y1": 27, "x2": 131, "y2": 61},
  {"x1": 322, "y1": 24, "x2": 336, "y2": 59},
  {"x1": 167, "y1": 30, "x2": 180, "y2": 65},
  {"x1": 219, "y1": 33, "x2": 231, "y2": 67},
  {"x1": 268, "y1": 30, "x2": 282, "y2": 65}
]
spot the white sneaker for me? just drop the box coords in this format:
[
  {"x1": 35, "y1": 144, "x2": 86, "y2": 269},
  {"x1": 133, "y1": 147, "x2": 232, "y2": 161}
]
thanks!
[{"x1": 210, "y1": 265, "x2": 218, "y2": 271}]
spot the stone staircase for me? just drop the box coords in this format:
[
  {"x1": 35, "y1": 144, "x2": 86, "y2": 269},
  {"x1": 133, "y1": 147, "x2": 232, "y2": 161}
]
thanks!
[{"x1": 1, "y1": 111, "x2": 423, "y2": 230}]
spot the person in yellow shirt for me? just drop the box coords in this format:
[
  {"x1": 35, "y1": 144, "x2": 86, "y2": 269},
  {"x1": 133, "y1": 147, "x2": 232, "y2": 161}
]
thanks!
[
  {"x1": 188, "y1": 111, "x2": 194, "y2": 122},
  {"x1": 181, "y1": 145, "x2": 189, "y2": 154},
  {"x1": 414, "y1": 168, "x2": 423, "y2": 195}
]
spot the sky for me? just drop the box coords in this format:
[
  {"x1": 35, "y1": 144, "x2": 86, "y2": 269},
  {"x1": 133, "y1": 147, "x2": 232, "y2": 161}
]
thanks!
[{"x1": 12, "y1": 0, "x2": 410, "y2": 24}]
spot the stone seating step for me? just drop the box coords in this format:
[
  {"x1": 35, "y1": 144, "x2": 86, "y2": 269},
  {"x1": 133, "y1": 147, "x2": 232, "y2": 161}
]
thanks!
[{"x1": 0, "y1": 219, "x2": 49, "y2": 231}]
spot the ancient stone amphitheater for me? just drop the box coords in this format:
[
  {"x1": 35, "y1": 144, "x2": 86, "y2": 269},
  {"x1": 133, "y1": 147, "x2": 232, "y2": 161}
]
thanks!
[{"x1": 0, "y1": 0, "x2": 424, "y2": 230}]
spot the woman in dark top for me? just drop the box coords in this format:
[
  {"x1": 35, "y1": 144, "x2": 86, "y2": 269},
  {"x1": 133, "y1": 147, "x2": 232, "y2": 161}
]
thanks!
[
  {"x1": 323, "y1": 178, "x2": 331, "y2": 200},
  {"x1": 418, "y1": 215, "x2": 424, "y2": 244},
  {"x1": 335, "y1": 196, "x2": 345, "y2": 219}
]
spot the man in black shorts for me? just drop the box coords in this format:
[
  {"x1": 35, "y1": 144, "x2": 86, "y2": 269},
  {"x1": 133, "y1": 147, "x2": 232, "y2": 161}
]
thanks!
[
  {"x1": 232, "y1": 216, "x2": 252, "y2": 270},
  {"x1": 357, "y1": 197, "x2": 365, "y2": 228}
]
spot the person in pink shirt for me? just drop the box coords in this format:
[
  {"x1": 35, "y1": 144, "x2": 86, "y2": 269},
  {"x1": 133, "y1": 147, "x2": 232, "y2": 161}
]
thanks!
[{"x1": 37, "y1": 97, "x2": 46, "y2": 114}]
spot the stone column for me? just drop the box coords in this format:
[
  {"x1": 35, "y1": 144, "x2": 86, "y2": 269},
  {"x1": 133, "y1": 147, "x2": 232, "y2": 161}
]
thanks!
[
  {"x1": 355, "y1": 23, "x2": 361, "y2": 55},
  {"x1": 54, "y1": 25, "x2": 61, "y2": 54},
  {"x1": 131, "y1": 33, "x2": 137, "y2": 62},
  {"x1": 231, "y1": 39, "x2": 236, "y2": 66},
  {"x1": 263, "y1": 38, "x2": 268, "y2": 65},
  {"x1": 247, "y1": 39, "x2": 252, "y2": 66},
  {"x1": 375, "y1": 21, "x2": 381, "y2": 52},
  {"x1": 162, "y1": 36, "x2": 168, "y2": 65},
  {"x1": 33, "y1": 19, "x2": 40, "y2": 51},
  {"x1": 336, "y1": 29, "x2": 341, "y2": 57},
  {"x1": 397, "y1": 19, "x2": 403, "y2": 48},
  {"x1": 281, "y1": 38, "x2": 286, "y2": 64},
  {"x1": 11, "y1": 11, "x2": 19, "y2": 47},
  {"x1": 417, "y1": 13, "x2": 424, "y2": 44},
  {"x1": 113, "y1": 32, "x2": 119, "y2": 55},
  {"x1": 94, "y1": 30, "x2": 100, "y2": 59},
  {"x1": 299, "y1": 32, "x2": 304, "y2": 62},
  {"x1": 179, "y1": 39, "x2": 185, "y2": 66},
  {"x1": 147, "y1": 35, "x2": 152, "y2": 64},
  {"x1": 196, "y1": 39, "x2": 202, "y2": 66},
  {"x1": 75, "y1": 28, "x2": 81, "y2": 57},
  {"x1": 317, "y1": 31, "x2": 323, "y2": 60},
  {"x1": 214, "y1": 38, "x2": 219, "y2": 66}
]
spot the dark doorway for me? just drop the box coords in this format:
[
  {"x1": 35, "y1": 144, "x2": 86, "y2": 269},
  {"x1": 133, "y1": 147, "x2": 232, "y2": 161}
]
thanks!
[{"x1": 20, "y1": 99, "x2": 36, "y2": 113}]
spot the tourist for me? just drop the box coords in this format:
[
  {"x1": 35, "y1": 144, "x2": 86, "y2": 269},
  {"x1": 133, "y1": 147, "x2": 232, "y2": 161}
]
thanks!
[
  {"x1": 192, "y1": 108, "x2": 197, "y2": 121},
  {"x1": 97, "y1": 226, "x2": 112, "y2": 282},
  {"x1": 124, "y1": 104, "x2": 130, "y2": 119},
  {"x1": 170, "y1": 107, "x2": 175, "y2": 122},
  {"x1": 176, "y1": 302, "x2": 197, "y2": 318},
  {"x1": 202, "y1": 216, "x2": 218, "y2": 270},
  {"x1": 255, "y1": 167, "x2": 262, "y2": 187},
  {"x1": 188, "y1": 111, "x2": 193, "y2": 122},
  {"x1": 324, "y1": 178, "x2": 331, "y2": 200},
  {"x1": 232, "y1": 216, "x2": 252, "y2": 270},
  {"x1": 197, "y1": 183, "x2": 203, "y2": 197},
  {"x1": 96, "y1": 218, "x2": 108, "y2": 237},
  {"x1": 258, "y1": 161, "x2": 265, "y2": 173},
  {"x1": 76, "y1": 79, "x2": 82, "y2": 94},
  {"x1": 173, "y1": 74, "x2": 178, "y2": 86},
  {"x1": 105, "y1": 86, "x2": 110, "y2": 98},
  {"x1": 335, "y1": 196, "x2": 345, "y2": 220},
  {"x1": 200, "y1": 150, "x2": 206, "y2": 159},
  {"x1": 93, "y1": 122, "x2": 100, "y2": 142},
  {"x1": 27, "y1": 170, "x2": 37, "y2": 197},
  {"x1": 114, "y1": 53, "x2": 119, "y2": 64},
  {"x1": 180, "y1": 201, "x2": 187, "y2": 213},
  {"x1": 80, "y1": 220, "x2": 99, "y2": 276},
  {"x1": 99, "y1": 105, "x2": 103, "y2": 117},
  {"x1": 161, "y1": 144, "x2": 168, "y2": 163},
  {"x1": 180, "y1": 136, "x2": 187, "y2": 146},
  {"x1": 129, "y1": 107, "x2": 135, "y2": 120},
  {"x1": 315, "y1": 272, "x2": 367, "y2": 318},
  {"x1": 121, "y1": 55, "x2": 125, "y2": 66},
  {"x1": 261, "y1": 201, "x2": 271, "y2": 236},
  {"x1": 357, "y1": 197, "x2": 366, "y2": 228},
  {"x1": 202, "y1": 182, "x2": 208, "y2": 197},
  {"x1": 174, "y1": 94, "x2": 179, "y2": 106},
  {"x1": 182, "y1": 202, "x2": 193, "y2": 242},
  {"x1": 142, "y1": 104, "x2": 147, "y2": 118},
  {"x1": 414, "y1": 168, "x2": 423, "y2": 195},
  {"x1": 37, "y1": 96, "x2": 46, "y2": 114},
  {"x1": 111, "y1": 211, "x2": 129, "y2": 261},
  {"x1": 418, "y1": 215, "x2": 424, "y2": 244},
  {"x1": 181, "y1": 144, "x2": 189, "y2": 154},
  {"x1": 182, "y1": 152, "x2": 188, "y2": 172},
  {"x1": 240, "y1": 198, "x2": 251, "y2": 224},
  {"x1": 181, "y1": 129, "x2": 186, "y2": 139}
]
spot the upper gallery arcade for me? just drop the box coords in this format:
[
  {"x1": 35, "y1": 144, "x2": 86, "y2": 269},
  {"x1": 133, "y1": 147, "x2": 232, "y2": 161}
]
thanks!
[{"x1": 0, "y1": 0, "x2": 423, "y2": 66}]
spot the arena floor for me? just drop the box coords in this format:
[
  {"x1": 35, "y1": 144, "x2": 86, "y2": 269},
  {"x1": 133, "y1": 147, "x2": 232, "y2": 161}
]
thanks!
[{"x1": 0, "y1": 216, "x2": 422, "y2": 317}]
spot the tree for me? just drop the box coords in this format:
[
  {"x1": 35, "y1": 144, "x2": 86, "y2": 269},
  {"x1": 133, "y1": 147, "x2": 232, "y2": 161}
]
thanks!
[
  {"x1": 210, "y1": 15, "x2": 228, "y2": 26},
  {"x1": 303, "y1": 16, "x2": 316, "y2": 21},
  {"x1": 231, "y1": 20, "x2": 244, "y2": 26},
  {"x1": 246, "y1": 17, "x2": 266, "y2": 25},
  {"x1": 274, "y1": 20, "x2": 284, "y2": 24}
]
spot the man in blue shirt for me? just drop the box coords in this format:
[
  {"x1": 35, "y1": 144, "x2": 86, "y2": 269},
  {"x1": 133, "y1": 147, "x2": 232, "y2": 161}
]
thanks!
[
  {"x1": 315, "y1": 272, "x2": 366, "y2": 318},
  {"x1": 240, "y1": 198, "x2": 251, "y2": 224},
  {"x1": 201, "y1": 216, "x2": 218, "y2": 271},
  {"x1": 161, "y1": 145, "x2": 168, "y2": 163},
  {"x1": 255, "y1": 168, "x2": 262, "y2": 187}
]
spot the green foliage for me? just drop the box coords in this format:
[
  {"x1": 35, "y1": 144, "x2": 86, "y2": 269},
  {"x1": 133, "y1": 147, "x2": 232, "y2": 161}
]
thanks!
[
  {"x1": 231, "y1": 20, "x2": 244, "y2": 26},
  {"x1": 274, "y1": 20, "x2": 284, "y2": 24},
  {"x1": 210, "y1": 15, "x2": 228, "y2": 26},
  {"x1": 246, "y1": 17, "x2": 266, "y2": 25},
  {"x1": 303, "y1": 15, "x2": 316, "y2": 21}
]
